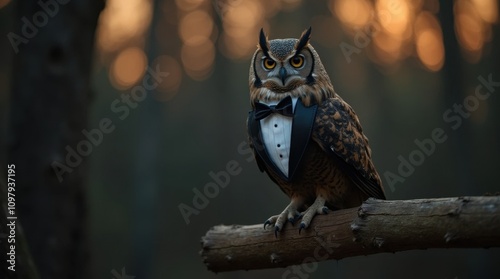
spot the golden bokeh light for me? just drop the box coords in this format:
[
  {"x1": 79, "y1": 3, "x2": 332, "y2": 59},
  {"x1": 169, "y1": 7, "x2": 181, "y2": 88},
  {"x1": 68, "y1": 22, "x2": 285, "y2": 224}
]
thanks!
[
  {"x1": 415, "y1": 12, "x2": 444, "y2": 71},
  {"x1": 416, "y1": 29, "x2": 444, "y2": 71},
  {"x1": 153, "y1": 55, "x2": 182, "y2": 102},
  {"x1": 456, "y1": 12, "x2": 484, "y2": 52},
  {"x1": 333, "y1": 0, "x2": 419, "y2": 68},
  {"x1": 332, "y1": 0, "x2": 497, "y2": 70},
  {"x1": 220, "y1": 0, "x2": 265, "y2": 59},
  {"x1": 97, "y1": 0, "x2": 153, "y2": 53},
  {"x1": 181, "y1": 38, "x2": 215, "y2": 80},
  {"x1": 376, "y1": 0, "x2": 412, "y2": 37},
  {"x1": 176, "y1": 0, "x2": 216, "y2": 80},
  {"x1": 371, "y1": 33, "x2": 405, "y2": 65},
  {"x1": 219, "y1": 32, "x2": 256, "y2": 59},
  {"x1": 110, "y1": 47, "x2": 147, "y2": 90},
  {"x1": 376, "y1": 33, "x2": 402, "y2": 55},
  {"x1": 223, "y1": 1, "x2": 262, "y2": 36},
  {"x1": 471, "y1": 0, "x2": 498, "y2": 23},
  {"x1": 179, "y1": 10, "x2": 213, "y2": 46},
  {"x1": 92, "y1": 0, "x2": 500, "y2": 95},
  {"x1": 370, "y1": 0, "x2": 415, "y2": 65},
  {"x1": 333, "y1": 0, "x2": 372, "y2": 28},
  {"x1": 455, "y1": 0, "x2": 486, "y2": 54},
  {"x1": 454, "y1": 0, "x2": 498, "y2": 62}
]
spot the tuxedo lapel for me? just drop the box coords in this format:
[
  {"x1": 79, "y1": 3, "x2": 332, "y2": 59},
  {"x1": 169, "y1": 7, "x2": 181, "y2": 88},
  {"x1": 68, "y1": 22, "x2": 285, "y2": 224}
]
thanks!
[{"x1": 288, "y1": 99, "x2": 318, "y2": 181}]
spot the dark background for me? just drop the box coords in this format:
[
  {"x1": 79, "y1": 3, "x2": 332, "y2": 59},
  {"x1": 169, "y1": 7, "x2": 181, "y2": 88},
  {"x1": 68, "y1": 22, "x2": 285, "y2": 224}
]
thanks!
[{"x1": 1, "y1": 0, "x2": 499, "y2": 278}]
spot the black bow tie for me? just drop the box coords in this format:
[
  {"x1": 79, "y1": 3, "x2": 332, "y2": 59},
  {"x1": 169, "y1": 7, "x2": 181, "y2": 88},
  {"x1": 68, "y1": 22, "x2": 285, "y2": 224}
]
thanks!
[{"x1": 254, "y1": 96, "x2": 294, "y2": 121}]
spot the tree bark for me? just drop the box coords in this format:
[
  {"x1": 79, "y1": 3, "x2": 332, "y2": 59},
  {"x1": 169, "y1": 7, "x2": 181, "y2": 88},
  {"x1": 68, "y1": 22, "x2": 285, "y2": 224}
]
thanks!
[
  {"x1": 438, "y1": 0, "x2": 474, "y2": 193},
  {"x1": 201, "y1": 196, "x2": 500, "y2": 273},
  {"x1": 8, "y1": 1, "x2": 103, "y2": 278}
]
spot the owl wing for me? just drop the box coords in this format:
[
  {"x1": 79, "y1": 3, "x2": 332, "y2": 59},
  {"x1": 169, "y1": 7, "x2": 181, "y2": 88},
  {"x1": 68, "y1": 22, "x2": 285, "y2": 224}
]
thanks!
[{"x1": 312, "y1": 97, "x2": 386, "y2": 199}]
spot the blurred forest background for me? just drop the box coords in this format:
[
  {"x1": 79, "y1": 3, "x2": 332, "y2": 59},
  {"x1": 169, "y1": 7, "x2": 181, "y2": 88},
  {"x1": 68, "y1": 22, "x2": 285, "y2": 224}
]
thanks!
[{"x1": 1, "y1": 0, "x2": 500, "y2": 278}]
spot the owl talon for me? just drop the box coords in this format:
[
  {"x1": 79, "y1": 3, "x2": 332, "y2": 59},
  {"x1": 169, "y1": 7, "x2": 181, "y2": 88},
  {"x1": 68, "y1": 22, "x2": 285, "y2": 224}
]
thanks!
[
  {"x1": 264, "y1": 215, "x2": 279, "y2": 230},
  {"x1": 298, "y1": 196, "x2": 327, "y2": 233},
  {"x1": 299, "y1": 222, "x2": 306, "y2": 234},
  {"x1": 263, "y1": 198, "x2": 303, "y2": 236},
  {"x1": 263, "y1": 220, "x2": 272, "y2": 229}
]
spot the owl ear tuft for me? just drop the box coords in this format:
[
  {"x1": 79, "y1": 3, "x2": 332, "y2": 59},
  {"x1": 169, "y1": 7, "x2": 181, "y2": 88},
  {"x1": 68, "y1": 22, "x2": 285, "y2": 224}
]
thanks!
[
  {"x1": 296, "y1": 27, "x2": 312, "y2": 52},
  {"x1": 259, "y1": 28, "x2": 270, "y2": 57}
]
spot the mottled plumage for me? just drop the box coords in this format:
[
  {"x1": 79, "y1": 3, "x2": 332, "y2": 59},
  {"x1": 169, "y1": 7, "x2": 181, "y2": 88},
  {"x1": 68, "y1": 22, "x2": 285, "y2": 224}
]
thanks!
[
  {"x1": 247, "y1": 28, "x2": 385, "y2": 236},
  {"x1": 313, "y1": 97, "x2": 385, "y2": 199}
]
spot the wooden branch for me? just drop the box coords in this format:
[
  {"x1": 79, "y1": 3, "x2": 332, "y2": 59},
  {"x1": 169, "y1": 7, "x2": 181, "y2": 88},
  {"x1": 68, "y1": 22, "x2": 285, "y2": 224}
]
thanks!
[{"x1": 200, "y1": 196, "x2": 500, "y2": 273}]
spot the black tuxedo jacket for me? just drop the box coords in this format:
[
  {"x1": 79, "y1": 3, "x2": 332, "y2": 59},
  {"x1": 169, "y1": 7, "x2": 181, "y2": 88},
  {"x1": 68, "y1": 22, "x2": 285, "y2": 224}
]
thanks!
[{"x1": 248, "y1": 98, "x2": 318, "y2": 182}]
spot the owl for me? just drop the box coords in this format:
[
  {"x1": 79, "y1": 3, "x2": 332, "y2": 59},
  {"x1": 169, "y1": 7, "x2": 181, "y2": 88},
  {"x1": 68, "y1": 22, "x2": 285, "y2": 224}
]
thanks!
[{"x1": 247, "y1": 27, "x2": 386, "y2": 236}]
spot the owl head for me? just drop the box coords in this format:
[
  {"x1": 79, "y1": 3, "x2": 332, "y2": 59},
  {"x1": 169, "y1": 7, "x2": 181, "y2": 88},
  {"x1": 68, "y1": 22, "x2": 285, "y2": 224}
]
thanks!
[{"x1": 249, "y1": 27, "x2": 335, "y2": 107}]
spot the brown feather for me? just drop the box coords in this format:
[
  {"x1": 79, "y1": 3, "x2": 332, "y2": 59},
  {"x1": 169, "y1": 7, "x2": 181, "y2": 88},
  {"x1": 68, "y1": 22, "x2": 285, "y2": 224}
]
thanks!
[
  {"x1": 295, "y1": 27, "x2": 312, "y2": 53},
  {"x1": 258, "y1": 28, "x2": 270, "y2": 57}
]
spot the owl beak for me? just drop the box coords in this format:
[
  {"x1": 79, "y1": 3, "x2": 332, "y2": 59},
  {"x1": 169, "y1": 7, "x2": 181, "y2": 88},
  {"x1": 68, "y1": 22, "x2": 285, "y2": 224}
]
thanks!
[{"x1": 279, "y1": 67, "x2": 287, "y2": 85}]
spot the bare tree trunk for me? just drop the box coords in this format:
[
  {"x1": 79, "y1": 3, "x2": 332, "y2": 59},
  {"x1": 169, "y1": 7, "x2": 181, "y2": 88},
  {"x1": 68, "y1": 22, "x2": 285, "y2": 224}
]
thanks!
[
  {"x1": 8, "y1": 0, "x2": 103, "y2": 278},
  {"x1": 201, "y1": 196, "x2": 500, "y2": 273},
  {"x1": 438, "y1": 0, "x2": 474, "y2": 192},
  {"x1": 130, "y1": 0, "x2": 161, "y2": 277}
]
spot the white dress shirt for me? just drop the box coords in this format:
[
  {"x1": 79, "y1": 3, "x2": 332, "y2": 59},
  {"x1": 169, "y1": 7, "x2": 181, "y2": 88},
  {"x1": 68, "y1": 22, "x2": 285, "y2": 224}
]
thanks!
[{"x1": 259, "y1": 97, "x2": 298, "y2": 178}]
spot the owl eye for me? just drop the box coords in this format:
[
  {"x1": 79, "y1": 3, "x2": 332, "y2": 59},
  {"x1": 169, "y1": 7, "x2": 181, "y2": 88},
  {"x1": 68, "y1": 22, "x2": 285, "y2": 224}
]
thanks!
[
  {"x1": 262, "y1": 58, "x2": 276, "y2": 70},
  {"x1": 290, "y1": 55, "x2": 304, "y2": 68}
]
